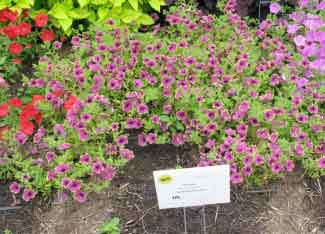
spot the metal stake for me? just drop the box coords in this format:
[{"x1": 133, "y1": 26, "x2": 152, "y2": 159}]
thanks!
[
  {"x1": 183, "y1": 207, "x2": 188, "y2": 234},
  {"x1": 201, "y1": 206, "x2": 207, "y2": 234}
]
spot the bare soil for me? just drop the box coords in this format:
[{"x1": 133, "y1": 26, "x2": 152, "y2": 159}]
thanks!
[{"x1": 1, "y1": 144, "x2": 324, "y2": 234}]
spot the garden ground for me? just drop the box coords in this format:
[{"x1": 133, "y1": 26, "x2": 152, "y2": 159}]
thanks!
[{"x1": 1, "y1": 144, "x2": 325, "y2": 234}]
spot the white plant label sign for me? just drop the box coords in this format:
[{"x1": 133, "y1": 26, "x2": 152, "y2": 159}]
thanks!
[{"x1": 153, "y1": 165, "x2": 230, "y2": 209}]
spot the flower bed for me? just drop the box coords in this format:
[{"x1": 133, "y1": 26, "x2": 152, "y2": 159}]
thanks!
[{"x1": 0, "y1": 0, "x2": 324, "y2": 204}]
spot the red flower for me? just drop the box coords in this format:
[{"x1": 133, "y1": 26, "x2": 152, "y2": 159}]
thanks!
[
  {"x1": 0, "y1": 9, "x2": 9, "y2": 23},
  {"x1": 34, "y1": 13, "x2": 48, "y2": 28},
  {"x1": 18, "y1": 22, "x2": 32, "y2": 37},
  {"x1": 53, "y1": 90, "x2": 64, "y2": 97},
  {"x1": 40, "y1": 29, "x2": 55, "y2": 42},
  {"x1": 25, "y1": 43, "x2": 32, "y2": 49},
  {"x1": 3, "y1": 9, "x2": 18, "y2": 22},
  {"x1": 2, "y1": 25, "x2": 20, "y2": 39},
  {"x1": 64, "y1": 95, "x2": 78, "y2": 111},
  {"x1": 0, "y1": 103, "x2": 9, "y2": 117},
  {"x1": 9, "y1": 42, "x2": 23, "y2": 55},
  {"x1": 19, "y1": 104, "x2": 42, "y2": 135},
  {"x1": 20, "y1": 120, "x2": 34, "y2": 136},
  {"x1": 9, "y1": 97, "x2": 22, "y2": 108},
  {"x1": 32, "y1": 95, "x2": 44, "y2": 105},
  {"x1": 13, "y1": 58, "x2": 22, "y2": 65},
  {"x1": 35, "y1": 112, "x2": 42, "y2": 125},
  {"x1": 20, "y1": 104, "x2": 38, "y2": 121},
  {"x1": 22, "y1": 9, "x2": 29, "y2": 18}
]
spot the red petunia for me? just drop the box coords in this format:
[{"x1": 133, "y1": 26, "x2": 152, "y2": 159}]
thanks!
[
  {"x1": 19, "y1": 120, "x2": 34, "y2": 136},
  {"x1": 34, "y1": 112, "x2": 42, "y2": 125},
  {"x1": 20, "y1": 104, "x2": 38, "y2": 121},
  {"x1": 32, "y1": 95, "x2": 44, "y2": 105},
  {"x1": 18, "y1": 22, "x2": 32, "y2": 37},
  {"x1": 0, "y1": 9, "x2": 9, "y2": 23},
  {"x1": 40, "y1": 29, "x2": 55, "y2": 42},
  {"x1": 8, "y1": 97, "x2": 22, "y2": 108},
  {"x1": 34, "y1": 13, "x2": 48, "y2": 28},
  {"x1": 2, "y1": 24, "x2": 20, "y2": 39},
  {"x1": 64, "y1": 95, "x2": 78, "y2": 111},
  {"x1": 0, "y1": 103, "x2": 9, "y2": 117},
  {"x1": 13, "y1": 58, "x2": 22, "y2": 65},
  {"x1": 3, "y1": 9, "x2": 18, "y2": 22},
  {"x1": 9, "y1": 42, "x2": 23, "y2": 55},
  {"x1": 53, "y1": 90, "x2": 64, "y2": 97}
]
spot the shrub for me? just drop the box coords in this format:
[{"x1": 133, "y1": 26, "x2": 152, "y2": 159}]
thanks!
[{"x1": 0, "y1": 1, "x2": 324, "y2": 203}]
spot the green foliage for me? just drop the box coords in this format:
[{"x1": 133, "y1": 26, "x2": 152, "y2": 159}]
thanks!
[{"x1": 99, "y1": 218, "x2": 120, "y2": 234}]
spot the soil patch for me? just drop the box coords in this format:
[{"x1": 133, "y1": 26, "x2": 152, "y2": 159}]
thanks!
[{"x1": 1, "y1": 144, "x2": 325, "y2": 234}]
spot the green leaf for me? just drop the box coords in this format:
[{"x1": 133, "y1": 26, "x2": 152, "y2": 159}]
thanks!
[
  {"x1": 0, "y1": 57, "x2": 7, "y2": 66},
  {"x1": 148, "y1": 0, "x2": 163, "y2": 11},
  {"x1": 78, "y1": 0, "x2": 90, "y2": 7},
  {"x1": 48, "y1": 3, "x2": 69, "y2": 19},
  {"x1": 113, "y1": 0, "x2": 126, "y2": 7},
  {"x1": 97, "y1": 6, "x2": 109, "y2": 21},
  {"x1": 15, "y1": 0, "x2": 31, "y2": 9},
  {"x1": 92, "y1": 0, "x2": 109, "y2": 5},
  {"x1": 58, "y1": 17, "x2": 73, "y2": 32},
  {"x1": 0, "y1": 0, "x2": 11, "y2": 10},
  {"x1": 103, "y1": 33, "x2": 114, "y2": 46},
  {"x1": 128, "y1": 0, "x2": 138, "y2": 10},
  {"x1": 144, "y1": 87, "x2": 160, "y2": 102},
  {"x1": 159, "y1": 115, "x2": 170, "y2": 122},
  {"x1": 68, "y1": 8, "x2": 90, "y2": 19},
  {"x1": 138, "y1": 14, "x2": 154, "y2": 25}
]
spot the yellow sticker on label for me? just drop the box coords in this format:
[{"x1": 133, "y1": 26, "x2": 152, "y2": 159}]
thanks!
[{"x1": 159, "y1": 175, "x2": 173, "y2": 184}]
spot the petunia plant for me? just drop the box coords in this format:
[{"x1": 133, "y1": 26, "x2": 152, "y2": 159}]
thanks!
[
  {"x1": 0, "y1": 8, "x2": 57, "y2": 84},
  {"x1": 1, "y1": 0, "x2": 324, "y2": 204}
]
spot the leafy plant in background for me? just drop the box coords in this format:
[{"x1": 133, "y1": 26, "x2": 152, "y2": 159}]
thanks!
[
  {"x1": 0, "y1": 8, "x2": 57, "y2": 84},
  {"x1": 99, "y1": 218, "x2": 120, "y2": 234},
  {"x1": 0, "y1": 0, "x2": 164, "y2": 34}
]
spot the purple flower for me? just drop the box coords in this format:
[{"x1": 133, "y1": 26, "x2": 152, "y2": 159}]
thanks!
[
  {"x1": 74, "y1": 190, "x2": 87, "y2": 203},
  {"x1": 286, "y1": 160, "x2": 295, "y2": 172},
  {"x1": 53, "y1": 41, "x2": 62, "y2": 49},
  {"x1": 137, "y1": 103, "x2": 149, "y2": 114},
  {"x1": 9, "y1": 182, "x2": 21, "y2": 194},
  {"x1": 146, "y1": 133, "x2": 156, "y2": 144},
  {"x1": 61, "y1": 178, "x2": 71, "y2": 189},
  {"x1": 270, "y1": 2, "x2": 281, "y2": 14},
  {"x1": 138, "y1": 133, "x2": 147, "y2": 147},
  {"x1": 80, "y1": 153, "x2": 91, "y2": 164},
  {"x1": 242, "y1": 166, "x2": 253, "y2": 177},
  {"x1": 271, "y1": 162, "x2": 283, "y2": 173},
  {"x1": 58, "y1": 143, "x2": 71, "y2": 151},
  {"x1": 116, "y1": 135, "x2": 128, "y2": 146},
  {"x1": 22, "y1": 188, "x2": 37, "y2": 202},
  {"x1": 92, "y1": 161, "x2": 103, "y2": 174},
  {"x1": 79, "y1": 129, "x2": 89, "y2": 141},
  {"x1": 68, "y1": 180, "x2": 81, "y2": 193},
  {"x1": 80, "y1": 113, "x2": 92, "y2": 122},
  {"x1": 46, "y1": 152, "x2": 56, "y2": 162},
  {"x1": 120, "y1": 148, "x2": 135, "y2": 160},
  {"x1": 255, "y1": 155, "x2": 264, "y2": 166},
  {"x1": 53, "y1": 124, "x2": 66, "y2": 136},
  {"x1": 14, "y1": 132, "x2": 28, "y2": 144},
  {"x1": 55, "y1": 163, "x2": 71, "y2": 174},
  {"x1": 230, "y1": 172, "x2": 243, "y2": 185},
  {"x1": 319, "y1": 157, "x2": 325, "y2": 169},
  {"x1": 100, "y1": 166, "x2": 116, "y2": 180}
]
